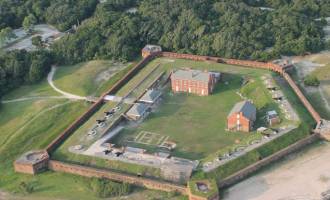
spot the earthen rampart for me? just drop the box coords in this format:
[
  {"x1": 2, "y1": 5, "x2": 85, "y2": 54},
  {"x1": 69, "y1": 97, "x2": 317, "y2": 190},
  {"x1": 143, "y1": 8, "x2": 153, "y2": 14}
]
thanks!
[
  {"x1": 48, "y1": 160, "x2": 187, "y2": 194},
  {"x1": 217, "y1": 133, "x2": 319, "y2": 188}
]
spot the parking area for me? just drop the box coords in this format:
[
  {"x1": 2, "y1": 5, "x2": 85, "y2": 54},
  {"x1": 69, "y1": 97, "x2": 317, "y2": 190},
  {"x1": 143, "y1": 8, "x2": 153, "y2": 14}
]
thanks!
[{"x1": 3, "y1": 24, "x2": 63, "y2": 51}]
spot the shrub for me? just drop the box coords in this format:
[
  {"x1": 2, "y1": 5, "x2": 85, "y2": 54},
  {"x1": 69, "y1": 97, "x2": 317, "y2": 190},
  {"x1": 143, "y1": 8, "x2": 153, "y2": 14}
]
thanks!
[
  {"x1": 304, "y1": 75, "x2": 320, "y2": 86},
  {"x1": 18, "y1": 181, "x2": 34, "y2": 194},
  {"x1": 90, "y1": 178, "x2": 132, "y2": 198}
]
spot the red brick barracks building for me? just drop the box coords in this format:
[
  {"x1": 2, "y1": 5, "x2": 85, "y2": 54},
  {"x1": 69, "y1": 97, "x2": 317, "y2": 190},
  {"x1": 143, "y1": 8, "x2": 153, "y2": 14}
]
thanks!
[
  {"x1": 171, "y1": 69, "x2": 220, "y2": 96},
  {"x1": 227, "y1": 101, "x2": 256, "y2": 132}
]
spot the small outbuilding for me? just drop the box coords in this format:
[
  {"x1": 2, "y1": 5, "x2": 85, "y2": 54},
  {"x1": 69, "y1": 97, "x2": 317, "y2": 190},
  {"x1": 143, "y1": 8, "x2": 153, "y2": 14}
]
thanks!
[
  {"x1": 14, "y1": 150, "x2": 49, "y2": 175},
  {"x1": 126, "y1": 103, "x2": 149, "y2": 121},
  {"x1": 267, "y1": 110, "x2": 280, "y2": 126},
  {"x1": 227, "y1": 101, "x2": 257, "y2": 132},
  {"x1": 141, "y1": 45, "x2": 162, "y2": 58},
  {"x1": 139, "y1": 89, "x2": 162, "y2": 104}
]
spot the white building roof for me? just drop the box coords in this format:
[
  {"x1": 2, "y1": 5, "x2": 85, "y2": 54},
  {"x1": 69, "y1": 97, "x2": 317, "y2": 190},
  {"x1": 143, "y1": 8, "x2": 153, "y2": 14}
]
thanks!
[{"x1": 139, "y1": 89, "x2": 162, "y2": 103}]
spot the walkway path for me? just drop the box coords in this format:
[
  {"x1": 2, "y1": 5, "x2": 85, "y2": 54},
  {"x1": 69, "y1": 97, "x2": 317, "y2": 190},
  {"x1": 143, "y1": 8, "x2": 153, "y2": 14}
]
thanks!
[
  {"x1": 1, "y1": 96, "x2": 73, "y2": 104},
  {"x1": 47, "y1": 66, "x2": 86, "y2": 100},
  {"x1": 1, "y1": 66, "x2": 87, "y2": 104}
]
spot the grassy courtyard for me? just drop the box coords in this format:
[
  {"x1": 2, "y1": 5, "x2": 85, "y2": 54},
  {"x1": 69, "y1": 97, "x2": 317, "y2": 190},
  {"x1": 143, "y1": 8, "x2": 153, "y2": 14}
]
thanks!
[
  {"x1": 113, "y1": 73, "x2": 282, "y2": 160},
  {"x1": 55, "y1": 57, "x2": 288, "y2": 164}
]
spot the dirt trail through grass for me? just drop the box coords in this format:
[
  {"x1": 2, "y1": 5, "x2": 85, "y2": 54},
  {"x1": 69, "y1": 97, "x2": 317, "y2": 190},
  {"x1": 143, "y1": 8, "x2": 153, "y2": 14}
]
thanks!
[
  {"x1": 48, "y1": 66, "x2": 87, "y2": 100},
  {"x1": 0, "y1": 101, "x2": 73, "y2": 151},
  {"x1": 1, "y1": 96, "x2": 72, "y2": 104}
]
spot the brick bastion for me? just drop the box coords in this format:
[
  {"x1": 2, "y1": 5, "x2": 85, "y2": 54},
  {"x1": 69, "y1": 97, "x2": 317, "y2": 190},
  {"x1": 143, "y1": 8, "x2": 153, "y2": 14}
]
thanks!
[{"x1": 14, "y1": 46, "x2": 330, "y2": 200}]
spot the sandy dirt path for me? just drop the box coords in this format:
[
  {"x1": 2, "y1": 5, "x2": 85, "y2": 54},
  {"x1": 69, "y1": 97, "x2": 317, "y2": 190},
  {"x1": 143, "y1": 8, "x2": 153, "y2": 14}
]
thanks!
[
  {"x1": 1, "y1": 66, "x2": 86, "y2": 104},
  {"x1": 223, "y1": 142, "x2": 330, "y2": 200},
  {"x1": 48, "y1": 66, "x2": 86, "y2": 100},
  {"x1": 1, "y1": 96, "x2": 72, "y2": 104}
]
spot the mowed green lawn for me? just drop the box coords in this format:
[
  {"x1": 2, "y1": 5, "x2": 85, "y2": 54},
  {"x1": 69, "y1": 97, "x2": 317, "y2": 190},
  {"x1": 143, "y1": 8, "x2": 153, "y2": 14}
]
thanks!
[
  {"x1": 53, "y1": 60, "x2": 133, "y2": 97},
  {"x1": 111, "y1": 58, "x2": 286, "y2": 160},
  {"x1": 0, "y1": 86, "x2": 92, "y2": 199},
  {"x1": 114, "y1": 75, "x2": 276, "y2": 160}
]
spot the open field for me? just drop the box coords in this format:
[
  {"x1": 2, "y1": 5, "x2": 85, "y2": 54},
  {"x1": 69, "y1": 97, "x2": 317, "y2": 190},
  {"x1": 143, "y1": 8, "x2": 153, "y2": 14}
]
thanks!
[{"x1": 53, "y1": 60, "x2": 132, "y2": 97}]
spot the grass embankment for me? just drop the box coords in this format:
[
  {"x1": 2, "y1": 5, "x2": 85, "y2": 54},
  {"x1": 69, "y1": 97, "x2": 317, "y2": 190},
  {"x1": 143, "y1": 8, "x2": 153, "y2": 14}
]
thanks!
[
  {"x1": 0, "y1": 59, "x2": 177, "y2": 200},
  {"x1": 53, "y1": 60, "x2": 134, "y2": 97},
  {"x1": 0, "y1": 84, "x2": 91, "y2": 199}
]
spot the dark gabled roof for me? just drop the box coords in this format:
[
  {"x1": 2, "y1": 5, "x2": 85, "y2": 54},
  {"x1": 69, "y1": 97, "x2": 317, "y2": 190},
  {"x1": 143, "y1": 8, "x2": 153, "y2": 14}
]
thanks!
[{"x1": 228, "y1": 101, "x2": 256, "y2": 120}]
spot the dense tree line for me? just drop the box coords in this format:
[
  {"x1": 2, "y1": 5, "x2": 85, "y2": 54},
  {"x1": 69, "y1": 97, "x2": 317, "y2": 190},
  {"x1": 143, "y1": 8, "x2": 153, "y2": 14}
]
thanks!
[
  {"x1": 0, "y1": 50, "x2": 53, "y2": 98},
  {"x1": 51, "y1": 0, "x2": 330, "y2": 64},
  {"x1": 0, "y1": 0, "x2": 98, "y2": 31}
]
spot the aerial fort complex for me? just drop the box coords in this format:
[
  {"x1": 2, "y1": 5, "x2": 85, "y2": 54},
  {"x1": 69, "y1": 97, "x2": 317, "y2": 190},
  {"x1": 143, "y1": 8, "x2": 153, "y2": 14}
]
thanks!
[{"x1": 14, "y1": 45, "x2": 330, "y2": 200}]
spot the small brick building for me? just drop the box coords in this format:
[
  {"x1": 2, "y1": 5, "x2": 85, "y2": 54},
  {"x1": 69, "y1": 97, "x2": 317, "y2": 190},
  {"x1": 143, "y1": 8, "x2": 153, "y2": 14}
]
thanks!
[
  {"x1": 227, "y1": 101, "x2": 256, "y2": 132},
  {"x1": 14, "y1": 150, "x2": 49, "y2": 175},
  {"x1": 171, "y1": 69, "x2": 220, "y2": 96},
  {"x1": 141, "y1": 45, "x2": 162, "y2": 58}
]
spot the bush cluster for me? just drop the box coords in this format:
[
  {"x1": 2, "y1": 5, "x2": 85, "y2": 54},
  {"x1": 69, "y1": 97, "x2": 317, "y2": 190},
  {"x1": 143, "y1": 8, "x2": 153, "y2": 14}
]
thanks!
[
  {"x1": 304, "y1": 75, "x2": 320, "y2": 86},
  {"x1": 90, "y1": 178, "x2": 132, "y2": 198}
]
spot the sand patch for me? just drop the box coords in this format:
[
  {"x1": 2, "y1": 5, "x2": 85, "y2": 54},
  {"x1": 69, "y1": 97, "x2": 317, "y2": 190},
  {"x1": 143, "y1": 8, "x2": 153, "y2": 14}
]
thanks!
[{"x1": 223, "y1": 142, "x2": 330, "y2": 200}]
